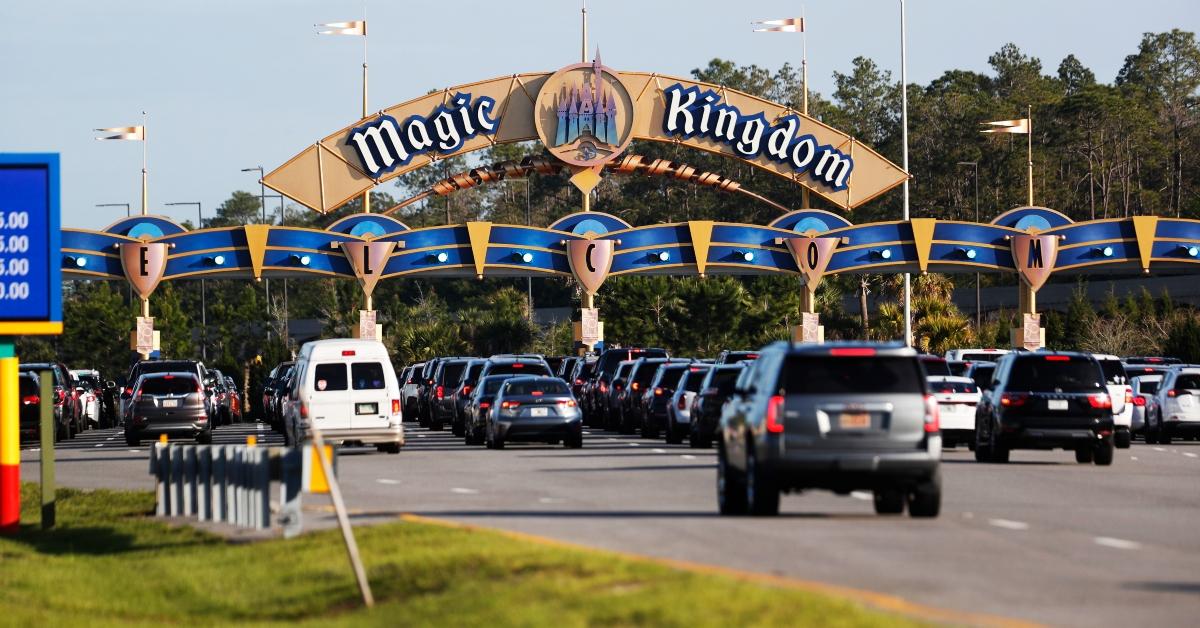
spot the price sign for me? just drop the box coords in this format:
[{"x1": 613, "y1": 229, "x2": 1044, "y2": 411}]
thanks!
[{"x1": 0, "y1": 154, "x2": 60, "y2": 334}]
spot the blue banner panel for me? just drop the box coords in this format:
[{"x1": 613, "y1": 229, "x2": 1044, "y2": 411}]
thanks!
[{"x1": 0, "y1": 154, "x2": 60, "y2": 323}]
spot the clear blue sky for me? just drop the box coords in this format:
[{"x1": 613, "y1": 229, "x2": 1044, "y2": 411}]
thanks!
[{"x1": 1, "y1": 0, "x2": 1196, "y2": 229}]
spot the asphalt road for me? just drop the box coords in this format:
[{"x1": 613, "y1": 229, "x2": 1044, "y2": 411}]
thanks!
[{"x1": 20, "y1": 422, "x2": 1200, "y2": 627}]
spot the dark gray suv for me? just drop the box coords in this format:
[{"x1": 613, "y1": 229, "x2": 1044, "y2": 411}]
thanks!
[{"x1": 717, "y1": 342, "x2": 941, "y2": 517}]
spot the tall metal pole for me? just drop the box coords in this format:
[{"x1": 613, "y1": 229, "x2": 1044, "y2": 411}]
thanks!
[
  {"x1": 900, "y1": 0, "x2": 912, "y2": 348},
  {"x1": 361, "y1": 16, "x2": 371, "y2": 214},
  {"x1": 973, "y1": 163, "x2": 980, "y2": 330},
  {"x1": 168, "y1": 202, "x2": 207, "y2": 361},
  {"x1": 801, "y1": 6, "x2": 811, "y2": 209},
  {"x1": 581, "y1": 0, "x2": 588, "y2": 62},
  {"x1": 140, "y1": 112, "x2": 149, "y2": 216},
  {"x1": 526, "y1": 181, "x2": 533, "y2": 320},
  {"x1": 1026, "y1": 104, "x2": 1034, "y2": 206}
]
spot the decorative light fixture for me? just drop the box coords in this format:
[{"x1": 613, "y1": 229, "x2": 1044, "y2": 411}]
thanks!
[
  {"x1": 435, "y1": 251, "x2": 449, "y2": 263},
  {"x1": 290, "y1": 254, "x2": 311, "y2": 266},
  {"x1": 1094, "y1": 246, "x2": 1114, "y2": 258},
  {"x1": 67, "y1": 255, "x2": 87, "y2": 268},
  {"x1": 654, "y1": 251, "x2": 670, "y2": 262},
  {"x1": 1182, "y1": 245, "x2": 1199, "y2": 258},
  {"x1": 206, "y1": 254, "x2": 226, "y2": 266},
  {"x1": 739, "y1": 250, "x2": 755, "y2": 262},
  {"x1": 514, "y1": 251, "x2": 534, "y2": 263},
  {"x1": 957, "y1": 247, "x2": 977, "y2": 260},
  {"x1": 872, "y1": 248, "x2": 892, "y2": 260}
]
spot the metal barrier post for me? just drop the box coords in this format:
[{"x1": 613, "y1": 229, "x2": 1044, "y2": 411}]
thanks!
[
  {"x1": 169, "y1": 445, "x2": 183, "y2": 516},
  {"x1": 280, "y1": 446, "x2": 302, "y2": 538},
  {"x1": 39, "y1": 370, "x2": 55, "y2": 529},
  {"x1": 255, "y1": 447, "x2": 270, "y2": 530},
  {"x1": 196, "y1": 446, "x2": 211, "y2": 521},
  {"x1": 223, "y1": 446, "x2": 237, "y2": 524},
  {"x1": 182, "y1": 445, "x2": 196, "y2": 517}
]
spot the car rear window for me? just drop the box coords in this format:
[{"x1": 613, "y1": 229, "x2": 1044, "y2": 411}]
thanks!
[
  {"x1": 783, "y1": 357, "x2": 924, "y2": 395},
  {"x1": 633, "y1": 363, "x2": 663, "y2": 386},
  {"x1": 932, "y1": 380, "x2": 978, "y2": 394},
  {"x1": 20, "y1": 377, "x2": 38, "y2": 396},
  {"x1": 919, "y1": 358, "x2": 952, "y2": 376},
  {"x1": 657, "y1": 367, "x2": 688, "y2": 389},
  {"x1": 959, "y1": 352, "x2": 1004, "y2": 362},
  {"x1": 351, "y1": 363, "x2": 386, "y2": 390},
  {"x1": 970, "y1": 365, "x2": 996, "y2": 388},
  {"x1": 140, "y1": 376, "x2": 198, "y2": 395},
  {"x1": 489, "y1": 362, "x2": 552, "y2": 376},
  {"x1": 505, "y1": 380, "x2": 570, "y2": 396},
  {"x1": 440, "y1": 362, "x2": 467, "y2": 385},
  {"x1": 462, "y1": 362, "x2": 485, "y2": 384},
  {"x1": 1097, "y1": 359, "x2": 1126, "y2": 384},
  {"x1": 1007, "y1": 357, "x2": 1105, "y2": 393},
  {"x1": 684, "y1": 368, "x2": 711, "y2": 392},
  {"x1": 481, "y1": 376, "x2": 515, "y2": 394},
  {"x1": 314, "y1": 364, "x2": 348, "y2": 392},
  {"x1": 1174, "y1": 374, "x2": 1200, "y2": 390},
  {"x1": 1137, "y1": 379, "x2": 1161, "y2": 394},
  {"x1": 711, "y1": 369, "x2": 741, "y2": 394}
]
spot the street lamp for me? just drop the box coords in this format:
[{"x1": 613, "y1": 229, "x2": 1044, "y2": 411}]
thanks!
[
  {"x1": 957, "y1": 161, "x2": 981, "y2": 330},
  {"x1": 96, "y1": 202, "x2": 131, "y2": 217},
  {"x1": 166, "y1": 201, "x2": 207, "y2": 361},
  {"x1": 899, "y1": 0, "x2": 912, "y2": 348}
]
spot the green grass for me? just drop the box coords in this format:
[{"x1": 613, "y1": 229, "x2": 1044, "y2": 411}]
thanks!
[{"x1": 0, "y1": 485, "x2": 924, "y2": 627}]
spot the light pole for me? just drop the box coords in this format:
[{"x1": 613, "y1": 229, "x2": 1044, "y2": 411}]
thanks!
[
  {"x1": 957, "y1": 162, "x2": 981, "y2": 330},
  {"x1": 241, "y1": 166, "x2": 270, "y2": 322},
  {"x1": 166, "y1": 202, "x2": 206, "y2": 361},
  {"x1": 511, "y1": 180, "x2": 533, "y2": 320},
  {"x1": 96, "y1": 202, "x2": 131, "y2": 218},
  {"x1": 263, "y1": 194, "x2": 290, "y2": 346},
  {"x1": 899, "y1": 0, "x2": 912, "y2": 348}
]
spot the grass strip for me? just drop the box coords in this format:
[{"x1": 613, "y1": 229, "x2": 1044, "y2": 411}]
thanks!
[{"x1": 0, "y1": 484, "x2": 924, "y2": 627}]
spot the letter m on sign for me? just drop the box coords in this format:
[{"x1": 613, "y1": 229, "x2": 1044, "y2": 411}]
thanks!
[{"x1": 1010, "y1": 234, "x2": 1058, "y2": 291}]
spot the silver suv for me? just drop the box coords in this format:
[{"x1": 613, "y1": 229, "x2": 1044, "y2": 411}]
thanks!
[{"x1": 717, "y1": 342, "x2": 941, "y2": 517}]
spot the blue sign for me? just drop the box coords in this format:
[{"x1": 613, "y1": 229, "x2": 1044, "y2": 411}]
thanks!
[{"x1": 0, "y1": 154, "x2": 61, "y2": 326}]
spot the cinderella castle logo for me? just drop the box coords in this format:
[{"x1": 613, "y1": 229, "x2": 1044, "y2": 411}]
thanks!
[{"x1": 553, "y1": 53, "x2": 620, "y2": 161}]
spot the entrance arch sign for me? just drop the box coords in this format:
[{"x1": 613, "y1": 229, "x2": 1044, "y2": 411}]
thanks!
[{"x1": 263, "y1": 69, "x2": 909, "y2": 213}]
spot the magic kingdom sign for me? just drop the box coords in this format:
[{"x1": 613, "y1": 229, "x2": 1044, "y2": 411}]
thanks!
[{"x1": 265, "y1": 55, "x2": 908, "y2": 213}]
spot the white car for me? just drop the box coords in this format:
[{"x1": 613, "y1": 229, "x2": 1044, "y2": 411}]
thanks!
[
  {"x1": 927, "y1": 375, "x2": 980, "y2": 448},
  {"x1": 1129, "y1": 374, "x2": 1163, "y2": 435},
  {"x1": 944, "y1": 348, "x2": 1010, "y2": 363},
  {"x1": 1146, "y1": 367, "x2": 1200, "y2": 445},
  {"x1": 71, "y1": 369, "x2": 103, "y2": 427},
  {"x1": 1093, "y1": 354, "x2": 1133, "y2": 448},
  {"x1": 669, "y1": 366, "x2": 710, "y2": 444},
  {"x1": 285, "y1": 339, "x2": 404, "y2": 453}
]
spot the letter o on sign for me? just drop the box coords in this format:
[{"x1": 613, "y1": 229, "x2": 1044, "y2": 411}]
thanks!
[{"x1": 806, "y1": 242, "x2": 819, "y2": 270}]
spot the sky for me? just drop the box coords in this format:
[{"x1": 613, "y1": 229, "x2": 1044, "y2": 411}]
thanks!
[{"x1": 1, "y1": 0, "x2": 1197, "y2": 230}]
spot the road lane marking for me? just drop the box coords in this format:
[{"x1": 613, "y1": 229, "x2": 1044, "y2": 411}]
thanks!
[
  {"x1": 106, "y1": 437, "x2": 115, "y2": 441},
  {"x1": 680, "y1": 454, "x2": 697, "y2": 460},
  {"x1": 375, "y1": 479, "x2": 400, "y2": 485},
  {"x1": 451, "y1": 487, "x2": 479, "y2": 495},
  {"x1": 652, "y1": 448, "x2": 666, "y2": 453},
  {"x1": 417, "y1": 434, "x2": 426, "y2": 438},
  {"x1": 629, "y1": 442, "x2": 640, "y2": 447},
  {"x1": 538, "y1": 497, "x2": 564, "y2": 504},
  {"x1": 582, "y1": 431, "x2": 591, "y2": 435},
  {"x1": 1152, "y1": 447, "x2": 1166, "y2": 452},
  {"x1": 1094, "y1": 536, "x2": 1141, "y2": 550},
  {"x1": 606, "y1": 437, "x2": 617, "y2": 441},
  {"x1": 850, "y1": 491, "x2": 873, "y2": 501},
  {"x1": 94, "y1": 444, "x2": 104, "y2": 448},
  {"x1": 401, "y1": 513, "x2": 1038, "y2": 628},
  {"x1": 1185, "y1": 452, "x2": 1198, "y2": 458},
  {"x1": 988, "y1": 519, "x2": 1030, "y2": 531},
  {"x1": 128, "y1": 449, "x2": 140, "y2": 453}
]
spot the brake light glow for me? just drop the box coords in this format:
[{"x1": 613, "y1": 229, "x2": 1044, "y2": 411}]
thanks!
[
  {"x1": 55, "y1": 389, "x2": 65, "y2": 404},
  {"x1": 1124, "y1": 388, "x2": 1133, "y2": 404},
  {"x1": 631, "y1": 382, "x2": 640, "y2": 391},
  {"x1": 747, "y1": 354, "x2": 759, "y2": 359},
  {"x1": 599, "y1": 382, "x2": 608, "y2": 393},
  {"x1": 830, "y1": 348, "x2": 876, "y2": 357},
  {"x1": 480, "y1": 401, "x2": 491, "y2": 409},
  {"x1": 678, "y1": 396, "x2": 687, "y2": 410},
  {"x1": 299, "y1": 402, "x2": 308, "y2": 419},
  {"x1": 1044, "y1": 355, "x2": 1071, "y2": 361},
  {"x1": 765, "y1": 395, "x2": 785, "y2": 433},
  {"x1": 532, "y1": 391, "x2": 543, "y2": 396},
  {"x1": 654, "y1": 387, "x2": 663, "y2": 396},
  {"x1": 575, "y1": 378, "x2": 583, "y2": 385},
  {"x1": 436, "y1": 385, "x2": 444, "y2": 400},
  {"x1": 1168, "y1": 389, "x2": 1177, "y2": 398},
  {"x1": 391, "y1": 399, "x2": 401, "y2": 415},
  {"x1": 501, "y1": 401, "x2": 520, "y2": 409},
  {"x1": 462, "y1": 385, "x2": 473, "y2": 396},
  {"x1": 22, "y1": 395, "x2": 39, "y2": 405},
  {"x1": 1000, "y1": 393, "x2": 1028, "y2": 407},
  {"x1": 1132, "y1": 396, "x2": 1146, "y2": 407},
  {"x1": 558, "y1": 399, "x2": 577, "y2": 407},
  {"x1": 1087, "y1": 393, "x2": 1112, "y2": 409},
  {"x1": 341, "y1": 350, "x2": 356, "y2": 356},
  {"x1": 164, "y1": 374, "x2": 174, "y2": 379},
  {"x1": 924, "y1": 394, "x2": 941, "y2": 433},
  {"x1": 512, "y1": 363, "x2": 525, "y2": 369}
]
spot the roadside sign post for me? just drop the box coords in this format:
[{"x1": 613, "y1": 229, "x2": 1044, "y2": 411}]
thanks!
[
  {"x1": 308, "y1": 424, "x2": 374, "y2": 607},
  {"x1": 39, "y1": 370, "x2": 54, "y2": 529},
  {"x1": 0, "y1": 154, "x2": 62, "y2": 534}
]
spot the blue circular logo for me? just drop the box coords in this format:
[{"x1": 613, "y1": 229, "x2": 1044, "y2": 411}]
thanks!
[
  {"x1": 793, "y1": 217, "x2": 830, "y2": 234},
  {"x1": 1014, "y1": 215, "x2": 1052, "y2": 232},
  {"x1": 350, "y1": 220, "x2": 389, "y2": 238},
  {"x1": 126, "y1": 222, "x2": 165, "y2": 239},
  {"x1": 572, "y1": 219, "x2": 609, "y2": 236}
]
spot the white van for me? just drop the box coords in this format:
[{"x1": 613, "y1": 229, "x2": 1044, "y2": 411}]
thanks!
[{"x1": 285, "y1": 339, "x2": 403, "y2": 453}]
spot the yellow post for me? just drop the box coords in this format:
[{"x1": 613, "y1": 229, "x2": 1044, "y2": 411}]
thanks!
[
  {"x1": 0, "y1": 342, "x2": 20, "y2": 533},
  {"x1": 159, "y1": 433, "x2": 168, "y2": 445},
  {"x1": 246, "y1": 435, "x2": 257, "y2": 447}
]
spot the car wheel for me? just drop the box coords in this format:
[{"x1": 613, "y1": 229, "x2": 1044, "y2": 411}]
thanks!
[
  {"x1": 452, "y1": 419, "x2": 465, "y2": 437},
  {"x1": 717, "y1": 443, "x2": 747, "y2": 516},
  {"x1": 125, "y1": 432, "x2": 140, "y2": 447},
  {"x1": 565, "y1": 434, "x2": 583, "y2": 449},
  {"x1": 1074, "y1": 447, "x2": 1094, "y2": 463},
  {"x1": 383, "y1": 443, "x2": 401, "y2": 454},
  {"x1": 1159, "y1": 425, "x2": 1173, "y2": 445},
  {"x1": 745, "y1": 446, "x2": 780, "y2": 516},
  {"x1": 974, "y1": 417, "x2": 993, "y2": 462},
  {"x1": 907, "y1": 471, "x2": 942, "y2": 518},
  {"x1": 196, "y1": 431, "x2": 212, "y2": 445},
  {"x1": 1114, "y1": 430, "x2": 1131, "y2": 449},
  {"x1": 1093, "y1": 437, "x2": 1114, "y2": 466},
  {"x1": 429, "y1": 419, "x2": 444, "y2": 431},
  {"x1": 664, "y1": 420, "x2": 682, "y2": 445},
  {"x1": 989, "y1": 423, "x2": 1010, "y2": 463},
  {"x1": 641, "y1": 418, "x2": 659, "y2": 440},
  {"x1": 1145, "y1": 426, "x2": 1158, "y2": 444},
  {"x1": 484, "y1": 423, "x2": 494, "y2": 449},
  {"x1": 873, "y1": 488, "x2": 905, "y2": 515}
]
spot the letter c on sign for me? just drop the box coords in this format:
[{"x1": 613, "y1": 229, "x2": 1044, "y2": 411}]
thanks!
[
  {"x1": 139, "y1": 246, "x2": 149, "y2": 277},
  {"x1": 585, "y1": 243, "x2": 597, "y2": 273},
  {"x1": 806, "y1": 242, "x2": 819, "y2": 270}
]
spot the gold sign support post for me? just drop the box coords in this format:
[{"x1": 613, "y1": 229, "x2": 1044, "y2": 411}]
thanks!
[{"x1": 1006, "y1": 232, "x2": 1062, "y2": 350}]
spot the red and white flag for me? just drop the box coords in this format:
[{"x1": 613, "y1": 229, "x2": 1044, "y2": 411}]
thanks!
[
  {"x1": 95, "y1": 125, "x2": 144, "y2": 141},
  {"x1": 753, "y1": 17, "x2": 804, "y2": 32},
  {"x1": 317, "y1": 20, "x2": 366, "y2": 36},
  {"x1": 980, "y1": 118, "x2": 1030, "y2": 134}
]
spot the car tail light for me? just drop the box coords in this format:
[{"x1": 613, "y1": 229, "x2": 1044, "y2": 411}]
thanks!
[
  {"x1": 1087, "y1": 393, "x2": 1112, "y2": 409},
  {"x1": 1168, "y1": 389, "x2": 1178, "y2": 398},
  {"x1": 924, "y1": 394, "x2": 940, "y2": 433},
  {"x1": 830, "y1": 348, "x2": 875, "y2": 357},
  {"x1": 436, "y1": 385, "x2": 444, "y2": 400},
  {"x1": 512, "y1": 363, "x2": 525, "y2": 369},
  {"x1": 575, "y1": 378, "x2": 583, "y2": 385},
  {"x1": 1044, "y1": 355, "x2": 1071, "y2": 362},
  {"x1": 1133, "y1": 396, "x2": 1146, "y2": 407},
  {"x1": 654, "y1": 387, "x2": 663, "y2": 396},
  {"x1": 55, "y1": 388, "x2": 66, "y2": 404},
  {"x1": 558, "y1": 399, "x2": 577, "y2": 407},
  {"x1": 1124, "y1": 388, "x2": 1133, "y2": 404},
  {"x1": 480, "y1": 401, "x2": 491, "y2": 409},
  {"x1": 631, "y1": 382, "x2": 640, "y2": 391},
  {"x1": 341, "y1": 350, "x2": 356, "y2": 356},
  {"x1": 615, "y1": 383, "x2": 623, "y2": 391},
  {"x1": 532, "y1": 391, "x2": 543, "y2": 396},
  {"x1": 462, "y1": 385, "x2": 473, "y2": 396},
  {"x1": 1000, "y1": 393, "x2": 1028, "y2": 407},
  {"x1": 300, "y1": 402, "x2": 309, "y2": 419},
  {"x1": 765, "y1": 395, "x2": 785, "y2": 433},
  {"x1": 678, "y1": 396, "x2": 687, "y2": 410},
  {"x1": 599, "y1": 382, "x2": 608, "y2": 393},
  {"x1": 124, "y1": 386, "x2": 133, "y2": 396},
  {"x1": 391, "y1": 399, "x2": 401, "y2": 415},
  {"x1": 22, "y1": 395, "x2": 39, "y2": 405},
  {"x1": 501, "y1": 401, "x2": 520, "y2": 409}
]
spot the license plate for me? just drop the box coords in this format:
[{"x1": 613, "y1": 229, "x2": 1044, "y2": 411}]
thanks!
[
  {"x1": 839, "y1": 412, "x2": 870, "y2": 429},
  {"x1": 1048, "y1": 399, "x2": 1068, "y2": 411},
  {"x1": 530, "y1": 407, "x2": 549, "y2": 417},
  {"x1": 355, "y1": 402, "x2": 378, "y2": 415},
  {"x1": 161, "y1": 399, "x2": 178, "y2": 408}
]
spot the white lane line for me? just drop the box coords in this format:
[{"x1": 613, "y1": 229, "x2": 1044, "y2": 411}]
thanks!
[
  {"x1": 106, "y1": 437, "x2": 115, "y2": 441},
  {"x1": 680, "y1": 454, "x2": 697, "y2": 460},
  {"x1": 1131, "y1": 456, "x2": 1139, "y2": 461},
  {"x1": 606, "y1": 437, "x2": 617, "y2": 441},
  {"x1": 1094, "y1": 536, "x2": 1141, "y2": 550},
  {"x1": 417, "y1": 434, "x2": 426, "y2": 438},
  {"x1": 128, "y1": 449, "x2": 140, "y2": 453},
  {"x1": 1184, "y1": 452, "x2": 1198, "y2": 458},
  {"x1": 94, "y1": 444, "x2": 104, "y2": 448},
  {"x1": 652, "y1": 448, "x2": 666, "y2": 454},
  {"x1": 375, "y1": 478, "x2": 400, "y2": 485},
  {"x1": 850, "y1": 491, "x2": 873, "y2": 501},
  {"x1": 628, "y1": 442, "x2": 640, "y2": 447},
  {"x1": 582, "y1": 431, "x2": 591, "y2": 435},
  {"x1": 1152, "y1": 447, "x2": 1166, "y2": 452},
  {"x1": 257, "y1": 423, "x2": 264, "y2": 432},
  {"x1": 451, "y1": 487, "x2": 479, "y2": 495},
  {"x1": 988, "y1": 518, "x2": 1030, "y2": 531},
  {"x1": 538, "y1": 497, "x2": 564, "y2": 504}
]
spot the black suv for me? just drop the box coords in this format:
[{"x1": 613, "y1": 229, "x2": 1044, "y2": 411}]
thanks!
[
  {"x1": 585, "y1": 347, "x2": 668, "y2": 427},
  {"x1": 974, "y1": 351, "x2": 1114, "y2": 465},
  {"x1": 718, "y1": 342, "x2": 941, "y2": 517}
]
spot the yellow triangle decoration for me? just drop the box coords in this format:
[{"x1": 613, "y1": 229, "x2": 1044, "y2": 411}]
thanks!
[
  {"x1": 466, "y1": 221, "x2": 492, "y2": 278},
  {"x1": 1131, "y1": 215, "x2": 1159, "y2": 273},
  {"x1": 243, "y1": 224, "x2": 270, "y2": 280},
  {"x1": 910, "y1": 218, "x2": 936, "y2": 273},
  {"x1": 688, "y1": 220, "x2": 714, "y2": 276}
]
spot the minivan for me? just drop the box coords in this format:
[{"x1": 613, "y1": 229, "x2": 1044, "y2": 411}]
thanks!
[{"x1": 285, "y1": 339, "x2": 404, "y2": 454}]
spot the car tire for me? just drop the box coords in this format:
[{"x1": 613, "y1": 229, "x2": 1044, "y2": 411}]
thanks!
[
  {"x1": 1075, "y1": 447, "x2": 1094, "y2": 463},
  {"x1": 125, "y1": 432, "x2": 140, "y2": 447},
  {"x1": 382, "y1": 443, "x2": 401, "y2": 454},
  {"x1": 717, "y1": 443, "x2": 747, "y2": 516},
  {"x1": 1093, "y1": 437, "x2": 1115, "y2": 466},
  {"x1": 452, "y1": 421, "x2": 464, "y2": 437},
  {"x1": 196, "y1": 431, "x2": 212, "y2": 445},
  {"x1": 873, "y1": 488, "x2": 905, "y2": 515},
  {"x1": 745, "y1": 446, "x2": 780, "y2": 516},
  {"x1": 989, "y1": 424, "x2": 1010, "y2": 463},
  {"x1": 429, "y1": 419, "x2": 444, "y2": 431},
  {"x1": 565, "y1": 434, "x2": 583, "y2": 449},
  {"x1": 664, "y1": 421, "x2": 682, "y2": 445},
  {"x1": 908, "y1": 472, "x2": 942, "y2": 518},
  {"x1": 641, "y1": 418, "x2": 659, "y2": 440},
  {"x1": 974, "y1": 418, "x2": 993, "y2": 462},
  {"x1": 1114, "y1": 429, "x2": 1131, "y2": 449},
  {"x1": 1159, "y1": 426, "x2": 1173, "y2": 445}
]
